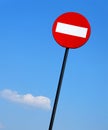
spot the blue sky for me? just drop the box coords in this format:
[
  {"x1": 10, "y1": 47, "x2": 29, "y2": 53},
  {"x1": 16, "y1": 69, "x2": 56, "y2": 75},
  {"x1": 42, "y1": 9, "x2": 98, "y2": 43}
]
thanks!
[{"x1": 0, "y1": 0, "x2": 108, "y2": 130}]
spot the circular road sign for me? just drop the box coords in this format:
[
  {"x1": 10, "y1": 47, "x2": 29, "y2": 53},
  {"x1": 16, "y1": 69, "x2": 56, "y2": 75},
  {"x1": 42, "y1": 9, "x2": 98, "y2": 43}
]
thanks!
[{"x1": 52, "y1": 12, "x2": 91, "y2": 49}]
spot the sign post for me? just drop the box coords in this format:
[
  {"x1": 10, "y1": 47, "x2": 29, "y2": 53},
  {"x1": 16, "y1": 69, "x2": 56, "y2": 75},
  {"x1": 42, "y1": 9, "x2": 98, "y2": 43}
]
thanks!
[
  {"x1": 48, "y1": 12, "x2": 91, "y2": 130},
  {"x1": 48, "y1": 48, "x2": 69, "y2": 130}
]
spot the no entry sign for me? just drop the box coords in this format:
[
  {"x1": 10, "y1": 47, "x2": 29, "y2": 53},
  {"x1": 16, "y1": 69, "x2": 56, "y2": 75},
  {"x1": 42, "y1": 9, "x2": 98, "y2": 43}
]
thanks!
[
  {"x1": 52, "y1": 12, "x2": 91, "y2": 48},
  {"x1": 49, "y1": 12, "x2": 91, "y2": 130}
]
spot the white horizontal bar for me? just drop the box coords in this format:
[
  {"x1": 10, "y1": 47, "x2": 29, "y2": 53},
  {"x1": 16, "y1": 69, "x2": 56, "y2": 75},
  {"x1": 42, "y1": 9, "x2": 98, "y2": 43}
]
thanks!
[{"x1": 56, "y1": 22, "x2": 88, "y2": 38}]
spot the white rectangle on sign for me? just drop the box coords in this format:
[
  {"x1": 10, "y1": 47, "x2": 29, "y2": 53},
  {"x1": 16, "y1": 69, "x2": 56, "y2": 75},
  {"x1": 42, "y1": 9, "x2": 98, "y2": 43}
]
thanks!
[{"x1": 56, "y1": 22, "x2": 88, "y2": 38}]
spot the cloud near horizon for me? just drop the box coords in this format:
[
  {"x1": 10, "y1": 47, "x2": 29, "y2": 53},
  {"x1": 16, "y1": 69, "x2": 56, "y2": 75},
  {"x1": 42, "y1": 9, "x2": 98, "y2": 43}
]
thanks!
[
  {"x1": 0, "y1": 122, "x2": 4, "y2": 129},
  {"x1": 0, "y1": 89, "x2": 51, "y2": 110}
]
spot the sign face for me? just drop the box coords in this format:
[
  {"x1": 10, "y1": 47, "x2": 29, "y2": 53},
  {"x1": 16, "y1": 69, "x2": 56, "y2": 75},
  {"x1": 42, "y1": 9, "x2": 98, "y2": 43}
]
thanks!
[{"x1": 52, "y1": 12, "x2": 91, "y2": 49}]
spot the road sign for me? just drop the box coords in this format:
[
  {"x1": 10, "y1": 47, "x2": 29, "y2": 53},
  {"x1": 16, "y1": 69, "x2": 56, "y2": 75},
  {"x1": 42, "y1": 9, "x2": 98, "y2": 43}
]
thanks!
[
  {"x1": 52, "y1": 12, "x2": 91, "y2": 48},
  {"x1": 49, "y1": 12, "x2": 91, "y2": 130}
]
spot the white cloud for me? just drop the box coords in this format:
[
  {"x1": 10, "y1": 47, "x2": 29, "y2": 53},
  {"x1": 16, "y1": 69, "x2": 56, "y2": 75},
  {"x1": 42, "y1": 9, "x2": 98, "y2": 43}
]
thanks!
[
  {"x1": 0, "y1": 122, "x2": 4, "y2": 129},
  {"x1": 0, "y1": 89, "x2": 51, "y2": 110}
]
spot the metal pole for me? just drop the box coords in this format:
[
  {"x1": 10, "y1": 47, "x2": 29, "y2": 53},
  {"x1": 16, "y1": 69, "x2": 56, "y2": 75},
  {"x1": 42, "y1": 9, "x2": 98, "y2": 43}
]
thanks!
[{"x1": 48, "y1": 48, "x2": 69, "y2": 130}]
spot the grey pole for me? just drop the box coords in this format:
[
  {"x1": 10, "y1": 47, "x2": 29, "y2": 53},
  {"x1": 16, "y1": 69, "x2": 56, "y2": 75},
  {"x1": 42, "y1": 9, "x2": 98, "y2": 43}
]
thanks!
[{"x1": 48, "y1": 48, "x2": 69, "y2": 130}]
